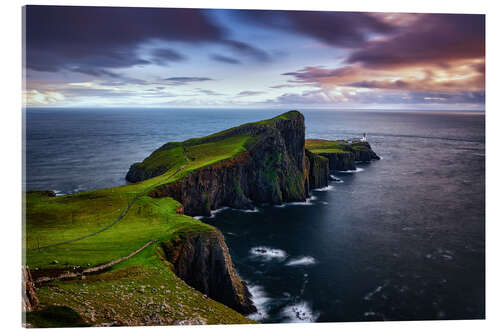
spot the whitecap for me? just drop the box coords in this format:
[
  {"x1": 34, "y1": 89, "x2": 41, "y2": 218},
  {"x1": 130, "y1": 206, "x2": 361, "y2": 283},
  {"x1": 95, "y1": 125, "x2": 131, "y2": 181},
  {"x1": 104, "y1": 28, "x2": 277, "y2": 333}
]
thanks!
[
  {"x1": 233, "y1": 207, "x2": 260, "y2": 213},
  {"x1": 250, "y1": 247, "x2": 287, "y2": 261},
  {"x1": 287, "y1": 196, "x2": 317, "y2": 206},
  {"x1": 312, "y1": 185, "x2": 334, "y2": 192},
  {"x1": 247, "y1": 285, "x2": 271, "y2": 321},
  {"x1": 363, "y1": 282, "x2": 388, "y2": 301},
  {"x1": 274, "y1": 196, "x2": 317, "y2": 207},
  {"x1": 337, "y1": 167, "x2": 364, "y2": 174},
  {"x1": 286, "y1": 256, "x2": 317, "y2": 266},
  {"x1": 205, "y1": 206, "x2": 229, "y2": 218},
  {"x1": 280, "y1": 301, "x2": 319, "y2": 323}
]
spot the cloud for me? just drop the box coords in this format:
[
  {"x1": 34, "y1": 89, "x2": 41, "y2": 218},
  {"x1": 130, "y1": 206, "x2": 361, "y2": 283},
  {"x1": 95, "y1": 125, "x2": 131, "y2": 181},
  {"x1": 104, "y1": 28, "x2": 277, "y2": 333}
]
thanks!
[
  {"x1": 270, "y1": 84, "x2": 298, "y2": 89},
  {"x1": 25, "y1": 89, "x2": 65, "y2": 105},
  {"x1": 163, "y1": 77, "x2": 213, "y2": 86},
  {"x1": 211, "y1": 54, "x2": 241, "y2": 64},
  {"x1": 150, "y1": 48, "x2": 187, "y2": 65},
  {"x1": 346, "y1": 14, "x2": 485, "y2": 69},
  {"x1": 220, "y1": 39, "x2": 270, "y2": 62},
  {"x1": 196, "y1": 88, "x2": 225, "y2": 96},
  {"x1": 281, "y1": 60, "x2": 485, "y2": 93},
  {"x1": 25, "y1": 6, "x2": 268, "y2": 76},
  {"x1": 236, "y1": 90, "x2": 266, "y2": 97},
  {"x1": 235, "y1": 10, "x2": 395, "y2": 47},
  {"x1": 269, "y1": 87, "x2": 484, "y2": 107}
]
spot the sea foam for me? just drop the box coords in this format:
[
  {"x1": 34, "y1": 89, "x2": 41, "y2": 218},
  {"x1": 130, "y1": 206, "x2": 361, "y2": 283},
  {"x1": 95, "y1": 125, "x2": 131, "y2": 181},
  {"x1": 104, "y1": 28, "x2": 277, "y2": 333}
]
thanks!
[
  {"x1": 250, "y1": 246, "x2": 287, "y2": 261},
  {"x1": 280, "y1": 301, "x2": 319, "y2": 323},
  {"x1": 286, "y1": 256, "x2": 317, "y2": 266}
]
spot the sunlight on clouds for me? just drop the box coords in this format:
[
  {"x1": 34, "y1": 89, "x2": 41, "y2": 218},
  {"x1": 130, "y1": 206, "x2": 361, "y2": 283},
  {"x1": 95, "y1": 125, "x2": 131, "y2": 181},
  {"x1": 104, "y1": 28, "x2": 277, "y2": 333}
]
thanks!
[
  {"x1": 25, "y1": 89, "x2": 65, "y2": 105},
  {"x1": 68, "y1": 82, "x2": 94, "y2": 87}
]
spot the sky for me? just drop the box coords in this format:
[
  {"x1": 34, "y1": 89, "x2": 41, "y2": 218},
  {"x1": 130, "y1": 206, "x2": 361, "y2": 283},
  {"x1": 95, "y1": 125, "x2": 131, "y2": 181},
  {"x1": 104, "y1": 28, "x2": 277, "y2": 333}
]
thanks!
[{"x1": 23, "y1": 6, "x2": 485, "y2": 110}]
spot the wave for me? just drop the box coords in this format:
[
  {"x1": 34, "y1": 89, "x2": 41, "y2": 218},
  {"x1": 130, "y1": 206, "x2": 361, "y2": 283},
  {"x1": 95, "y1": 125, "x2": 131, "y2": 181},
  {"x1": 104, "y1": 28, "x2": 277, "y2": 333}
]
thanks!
[
  {"x1": 329, "y1": 175, "x2": 344, "y2": 183},
  {"x1": 363, "y1": 281, "x2": 389, "y2": 301},
  {"x1": 337, "y1": 167, "x2": 364, "y2": 174},
  {"x1": 250, "y1": 246, "x2": 287, "y2": 261},
  {"x1": 246, "y1": 285, "x2": 271, "y2": 321},
  {"x1": 286, "y1": 256, "x2": 317, "y2": 266},
  {"x1": 194, "y1": 205, "x2": 259, "y2": 220},
  {"x1": 312, "y1": 185, "x2": 334, "y2": 192},
  {"x1": 280, "y1": 301, "x2": 319, "y2": 323},
  {"x1": 274, "y1": 195, "x2": 317, "y2": 208}
]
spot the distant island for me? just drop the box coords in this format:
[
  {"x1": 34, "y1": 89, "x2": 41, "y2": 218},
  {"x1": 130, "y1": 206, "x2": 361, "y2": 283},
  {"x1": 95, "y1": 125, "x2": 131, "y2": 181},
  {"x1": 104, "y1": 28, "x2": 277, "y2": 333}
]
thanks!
[{"x1": 23, "y1": 111, "x2": 379, "y2": 327}]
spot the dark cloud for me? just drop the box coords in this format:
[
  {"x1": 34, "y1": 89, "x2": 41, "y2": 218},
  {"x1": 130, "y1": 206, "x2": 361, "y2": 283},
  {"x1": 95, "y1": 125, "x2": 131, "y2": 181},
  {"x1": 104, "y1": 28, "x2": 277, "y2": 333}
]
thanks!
[
  {"x1": 270, "y1": 84, "x2": 297, "y2": 89},
  {"x1": 163, "y1": 77, "x2": 213, "y2": 86},
  {"x1": 196, "y1": 88, "x2": 224, "y2": 96},
  {"x1": 211, "y1": 54, "x2": 241, "y2": 64},
  {"x1": 150, "y1": 48, "x2": 187, "y2": 65},
  {"x1": 235, "y1": 10, "x2": 395, "y2": 47},
  {"x1": 236, "y1": 90, "x2": 266, "y2": 97},
  {"x1": 346, "y1": 14, "x2": 485, "y2": 68},
  {"x1": 270, "y1": 88, "x2": 484, "y2": 106},
  {"x1": 282, "y1": 66, "x2": 357, "y2": 82},
  {"x1": 221, "y1": 39, "x2": 270, "y2": 62},
  {"x1": 346, "y1": 80, "x2": 410, "y2": 89},
  {"x1": 25, "y1": 6, "x2": 268, "y2": 76}
]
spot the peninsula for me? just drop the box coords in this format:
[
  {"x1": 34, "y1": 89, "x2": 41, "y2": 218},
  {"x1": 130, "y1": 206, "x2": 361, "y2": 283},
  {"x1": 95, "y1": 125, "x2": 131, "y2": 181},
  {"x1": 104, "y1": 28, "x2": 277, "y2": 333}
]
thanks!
[{"x1": 23, "y1": 111, "x2": 379, "y2": 327}]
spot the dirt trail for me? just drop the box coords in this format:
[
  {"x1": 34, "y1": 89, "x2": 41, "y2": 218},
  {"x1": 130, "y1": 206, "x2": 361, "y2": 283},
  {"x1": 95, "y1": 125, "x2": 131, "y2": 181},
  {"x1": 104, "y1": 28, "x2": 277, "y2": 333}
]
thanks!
[{"x1": 35, "y1": 240, "x2": 156, "y2": 284}]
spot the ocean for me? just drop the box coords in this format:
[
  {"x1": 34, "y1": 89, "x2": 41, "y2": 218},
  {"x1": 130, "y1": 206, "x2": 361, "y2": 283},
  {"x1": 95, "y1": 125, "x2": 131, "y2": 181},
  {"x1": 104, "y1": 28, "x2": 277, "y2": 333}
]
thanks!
[{"x1": 24, "y1": 108, "x2": 485, "y2": 322}]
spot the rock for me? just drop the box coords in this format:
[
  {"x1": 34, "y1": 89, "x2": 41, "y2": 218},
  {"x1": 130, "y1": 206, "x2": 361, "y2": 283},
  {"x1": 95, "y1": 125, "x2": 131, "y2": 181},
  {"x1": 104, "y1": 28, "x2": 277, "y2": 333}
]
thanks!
[
  {"x1": 173, "y1": 318, "x2": 207, "y2": 325},
  {"x1": 22, "y1": 266, "x2": 39, "y2": 312},
  {"x1": 51, "y1": 260, "x2": 59, "y2": 264},
  {"x1": 163, "y1": 230, "x2": 257, "y2": 315},
  {"x1": 305, "y1": 149, "x2": 329, "y2": 189}
]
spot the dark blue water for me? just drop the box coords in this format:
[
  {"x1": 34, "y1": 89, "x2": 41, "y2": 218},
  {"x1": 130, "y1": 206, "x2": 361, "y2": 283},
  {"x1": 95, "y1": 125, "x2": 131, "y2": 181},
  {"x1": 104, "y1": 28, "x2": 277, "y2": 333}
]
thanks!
[{"x1": 25, "y1": 108, "x2": 485, "y2": 322}]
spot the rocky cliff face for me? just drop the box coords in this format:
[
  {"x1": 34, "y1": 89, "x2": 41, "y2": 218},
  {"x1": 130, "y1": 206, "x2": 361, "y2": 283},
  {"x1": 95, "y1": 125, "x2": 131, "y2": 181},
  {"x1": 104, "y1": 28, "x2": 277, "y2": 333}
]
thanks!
[
  {"x1": 162, "y1": 231, "x2": 256, "y2": 315},
  {"x1": 305, "y1": 149, "x2": 329, "y2": 189},
  {"x1": 148, "y1": 111, "x2": 316, "y2": 216},
  {"x1": 318, "y1": 142, "x2": 380, "y2": 172}
]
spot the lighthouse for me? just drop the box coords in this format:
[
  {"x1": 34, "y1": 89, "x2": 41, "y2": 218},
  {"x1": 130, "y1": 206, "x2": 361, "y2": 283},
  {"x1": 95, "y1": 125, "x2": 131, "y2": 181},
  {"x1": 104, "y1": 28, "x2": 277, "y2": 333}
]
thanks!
[{"x1": 361, "y1": 133, "x2": 367, "y2": 142}]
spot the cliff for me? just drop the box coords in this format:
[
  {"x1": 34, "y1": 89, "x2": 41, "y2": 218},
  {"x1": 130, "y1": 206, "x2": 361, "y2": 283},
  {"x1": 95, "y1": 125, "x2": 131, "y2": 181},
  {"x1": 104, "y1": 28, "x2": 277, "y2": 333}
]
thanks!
[
  {"x1": 162, "y1": 230, "x2": 256, "y2": 314},
  {"x1": 305, "y1": 149, "x2": 329, "y2": 189},
  {"x1": 129, "y1": 111, "x2": 326, "y2": 216},
  {"x1": 305, "y1": 139, "x2": 380, "y2": 171}
]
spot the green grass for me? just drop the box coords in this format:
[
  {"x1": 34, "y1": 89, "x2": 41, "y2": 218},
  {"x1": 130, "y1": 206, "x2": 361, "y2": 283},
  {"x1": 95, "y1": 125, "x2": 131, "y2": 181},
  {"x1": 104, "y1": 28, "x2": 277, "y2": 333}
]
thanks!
[
  {"x1": 305, "y1": 139, "x2": 351, "y2": 154},
  {"x1": 25, "y1": 306, "x2": 90, "y2": 328},
  {"x1": 31, "y1": 245, "x2": 255, "y2": 326}
]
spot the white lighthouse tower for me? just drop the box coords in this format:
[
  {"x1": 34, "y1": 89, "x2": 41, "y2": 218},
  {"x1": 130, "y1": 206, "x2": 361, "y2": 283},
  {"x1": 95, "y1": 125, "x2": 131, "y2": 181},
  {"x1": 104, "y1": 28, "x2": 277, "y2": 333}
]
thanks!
[{"x1": 361, "y1": 133, "x2": 367, "y2": 142}]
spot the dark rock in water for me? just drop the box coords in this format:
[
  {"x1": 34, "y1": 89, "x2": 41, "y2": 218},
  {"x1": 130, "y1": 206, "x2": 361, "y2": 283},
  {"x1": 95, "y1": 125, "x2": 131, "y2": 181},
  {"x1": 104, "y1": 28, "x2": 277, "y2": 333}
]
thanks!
[
  {"x1": 318, "y1": 142, "x2": 380, "y2": 172},
  {"x1": 162, "y1": 230, "x2": 257, "y2": 315}
]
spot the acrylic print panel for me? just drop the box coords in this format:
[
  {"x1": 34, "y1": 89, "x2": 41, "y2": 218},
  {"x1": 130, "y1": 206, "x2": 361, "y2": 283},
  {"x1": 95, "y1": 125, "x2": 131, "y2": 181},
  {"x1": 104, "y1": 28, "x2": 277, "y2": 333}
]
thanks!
[{"x1": 22, "y1": 5, "x2": 485, "y2": 327}]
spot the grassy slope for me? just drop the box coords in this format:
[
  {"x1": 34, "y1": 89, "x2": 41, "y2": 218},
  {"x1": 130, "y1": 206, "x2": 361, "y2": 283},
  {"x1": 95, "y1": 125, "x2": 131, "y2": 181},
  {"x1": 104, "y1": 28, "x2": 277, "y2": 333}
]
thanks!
[
  {"x1": 23, "y1": 113, "x2": 306, "y2": 326},
  {"x1": 305, "y1": 139, "x2": 351, "y2": 154},
  {"x1": 305, "y1": 138, "x2": 372, "y2": 154}
]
